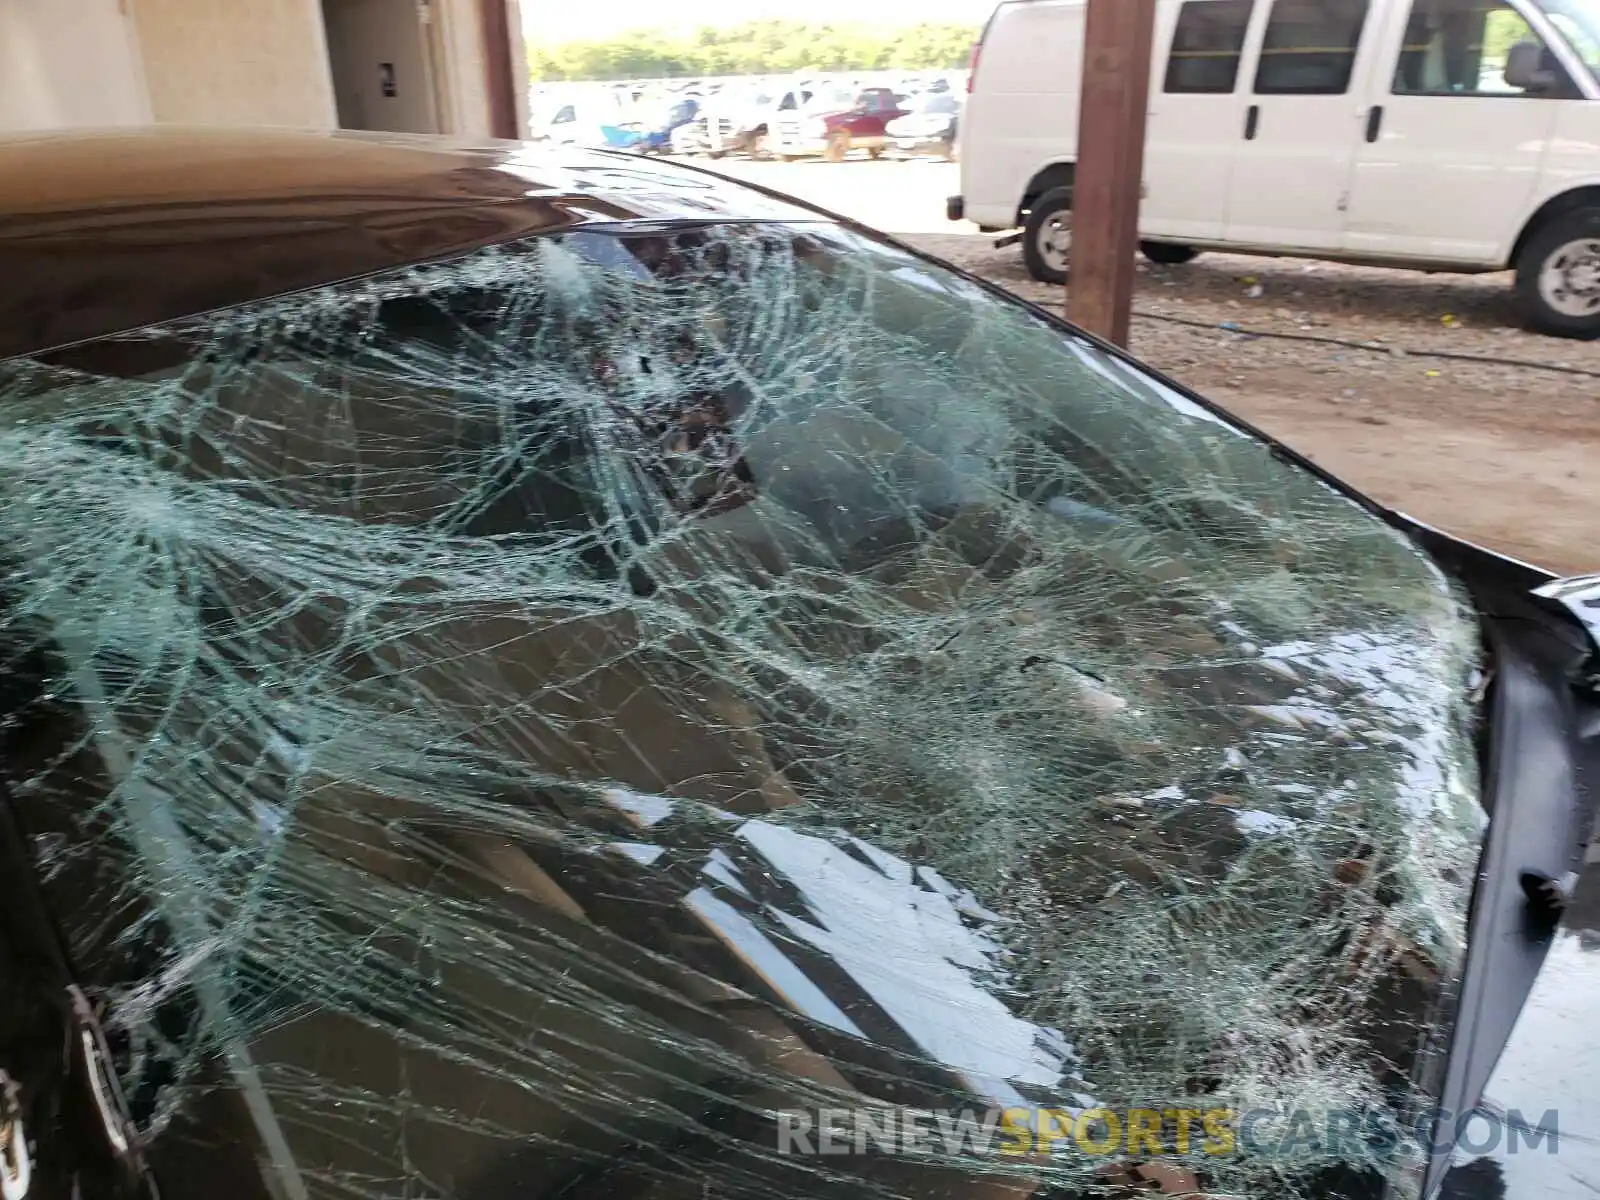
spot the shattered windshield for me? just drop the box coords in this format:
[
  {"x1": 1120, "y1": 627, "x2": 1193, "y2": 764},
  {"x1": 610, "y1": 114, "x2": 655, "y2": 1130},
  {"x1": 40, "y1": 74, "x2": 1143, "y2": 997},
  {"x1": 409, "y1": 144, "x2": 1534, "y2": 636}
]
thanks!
[{"x1": 0, "y1": 222, "x2": 1485, "y2": 1199}]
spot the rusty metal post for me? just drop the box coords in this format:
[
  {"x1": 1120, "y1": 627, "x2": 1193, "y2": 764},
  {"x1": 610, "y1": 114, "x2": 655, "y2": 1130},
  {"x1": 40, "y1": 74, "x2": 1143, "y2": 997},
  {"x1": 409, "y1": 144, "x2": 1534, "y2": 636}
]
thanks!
[{"x1": 1067, "y1": 0, "x2": 1157, "y2": 348}]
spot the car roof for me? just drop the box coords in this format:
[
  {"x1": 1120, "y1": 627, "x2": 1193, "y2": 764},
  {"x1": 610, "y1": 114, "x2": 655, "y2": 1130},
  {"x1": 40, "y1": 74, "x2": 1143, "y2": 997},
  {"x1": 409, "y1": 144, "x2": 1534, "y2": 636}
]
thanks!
[{"x1": 0, "y1": 127, "x2": 823, "y2": 360}]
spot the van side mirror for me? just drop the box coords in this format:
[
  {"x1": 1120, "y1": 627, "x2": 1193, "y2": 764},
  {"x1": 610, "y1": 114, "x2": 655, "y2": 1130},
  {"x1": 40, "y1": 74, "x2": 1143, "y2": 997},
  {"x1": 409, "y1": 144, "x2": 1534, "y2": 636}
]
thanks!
[{"x1": 1504, "y1": 40, "x2": 1559, "y2": 91}]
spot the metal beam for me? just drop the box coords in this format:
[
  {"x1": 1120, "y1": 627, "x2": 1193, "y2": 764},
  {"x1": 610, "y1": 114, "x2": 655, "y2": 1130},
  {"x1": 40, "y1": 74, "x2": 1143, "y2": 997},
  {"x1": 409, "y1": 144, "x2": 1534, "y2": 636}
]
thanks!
[{"x1": 1067, "y1": 0, "x2": 1156, "y2": 348}]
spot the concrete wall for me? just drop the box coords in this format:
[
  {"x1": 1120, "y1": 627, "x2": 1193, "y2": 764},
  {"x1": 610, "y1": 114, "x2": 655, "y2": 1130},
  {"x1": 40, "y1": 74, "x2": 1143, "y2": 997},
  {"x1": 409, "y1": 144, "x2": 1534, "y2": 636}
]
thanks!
[
  {"x1": 323, "y1": 0, "x2": 441, "y2": 133},
  {"x1": 132, "y1": 0, "x2": 337, "y2": 128},
  {"x1": 429, "y1": 0, "x2": 530, "y2": 138},
  {"x1": 0, "y1": 0, "x2": 525, "y2": 138},
  {"x1": 434, "y1": 0, "x2": 490, "y2": 136},
  {"x1": 504, "y1": 1, "x2": 532, "y2": 136},
  {"x1": 0, "y1": 0, "x2": 150, "y2": 131}
]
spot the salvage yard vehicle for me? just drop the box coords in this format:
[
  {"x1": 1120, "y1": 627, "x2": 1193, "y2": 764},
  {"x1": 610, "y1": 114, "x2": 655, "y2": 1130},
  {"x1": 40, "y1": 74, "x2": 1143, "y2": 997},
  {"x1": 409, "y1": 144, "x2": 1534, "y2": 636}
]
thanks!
[
  {"x1": 2, "y1": 128, "x2": 1599, "y2": 1200},
  {"x1": 527, "y1": 88, "x2": 630, "y2": 148},
  {"x1": 721, "y1": 85, "x2": 815, "y2": 157},
  {"x1": 954, "y1": 0, "x2": 1600, "y2": 337},
  {"x1": 887, "y1": 92, "x2": 963, "y2": 159},
  {"x1": 600, "y1": 96, "x2": 702, "y2": 156},
  {"x1": 767, "y1": 86, "x2": 910, "y2": 161}
]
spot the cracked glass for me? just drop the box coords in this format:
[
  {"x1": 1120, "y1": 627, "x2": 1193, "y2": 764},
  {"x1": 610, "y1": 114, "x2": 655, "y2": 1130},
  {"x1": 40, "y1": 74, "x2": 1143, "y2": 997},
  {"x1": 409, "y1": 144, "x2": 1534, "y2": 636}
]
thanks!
[{"x1": 0, "y1": 222, "x2": 1486, "y2": 1200}]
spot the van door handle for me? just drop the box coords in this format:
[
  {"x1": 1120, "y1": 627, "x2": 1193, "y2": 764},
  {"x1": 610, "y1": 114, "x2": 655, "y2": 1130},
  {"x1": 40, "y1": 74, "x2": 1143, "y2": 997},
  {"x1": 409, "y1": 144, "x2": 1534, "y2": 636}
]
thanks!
[
  {"x1": 1244, "y1": 104, "x2": 1260, "y2": 140},
  {"x1": 1365, "y1": 105, "x2": 1384, "y2": 142}
]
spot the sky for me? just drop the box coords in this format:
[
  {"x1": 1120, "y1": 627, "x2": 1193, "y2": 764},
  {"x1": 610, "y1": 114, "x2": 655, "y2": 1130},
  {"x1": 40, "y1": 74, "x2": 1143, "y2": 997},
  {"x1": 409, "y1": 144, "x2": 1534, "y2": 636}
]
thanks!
[{"x1": 522, "y1": 0, "x2": 993, "y2": 43}]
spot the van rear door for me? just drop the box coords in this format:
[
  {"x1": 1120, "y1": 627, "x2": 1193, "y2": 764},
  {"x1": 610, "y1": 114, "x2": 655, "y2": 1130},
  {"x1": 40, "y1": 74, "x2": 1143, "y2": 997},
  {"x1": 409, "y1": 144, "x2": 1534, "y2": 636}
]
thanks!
[
  {"x1": 958, "y1": 0, "x2": 1086, "y2": 231},
  {"x1": 1222, "y1": 0, "x2": 1380, "y2": 250}
]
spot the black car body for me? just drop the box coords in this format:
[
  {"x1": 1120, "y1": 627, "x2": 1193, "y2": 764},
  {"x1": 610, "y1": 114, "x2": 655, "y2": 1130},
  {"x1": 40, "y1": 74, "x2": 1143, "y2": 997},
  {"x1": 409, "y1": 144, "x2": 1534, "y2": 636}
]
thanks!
[{"x1": 0, "y1": 129, "x2": 1597, "y2": 1200}]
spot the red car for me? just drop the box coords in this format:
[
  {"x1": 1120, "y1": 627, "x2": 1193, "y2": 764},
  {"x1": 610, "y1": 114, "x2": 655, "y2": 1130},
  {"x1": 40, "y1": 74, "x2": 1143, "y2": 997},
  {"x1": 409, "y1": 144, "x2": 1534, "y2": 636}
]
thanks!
[{"x1": 765, "y1": 86, "x2": 908, "y2": 161}]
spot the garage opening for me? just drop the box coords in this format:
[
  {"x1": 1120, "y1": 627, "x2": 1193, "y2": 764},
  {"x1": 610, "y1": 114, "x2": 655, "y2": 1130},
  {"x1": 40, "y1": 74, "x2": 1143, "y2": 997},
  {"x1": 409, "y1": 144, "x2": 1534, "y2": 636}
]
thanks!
[{"x1": 321, "y1": 0, "x2": 445, "y2": 134}]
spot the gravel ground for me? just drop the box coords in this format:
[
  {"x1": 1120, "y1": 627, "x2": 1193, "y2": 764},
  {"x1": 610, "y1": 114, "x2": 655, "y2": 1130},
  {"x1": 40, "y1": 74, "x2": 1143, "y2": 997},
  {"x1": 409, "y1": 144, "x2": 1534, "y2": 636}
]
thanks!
[
  {"x1": 917, "y1": 235, "x2": 1600, "y2": 576},
  {"x1": 690, "y1": 158, "x2": 1600, "y2": 575}
]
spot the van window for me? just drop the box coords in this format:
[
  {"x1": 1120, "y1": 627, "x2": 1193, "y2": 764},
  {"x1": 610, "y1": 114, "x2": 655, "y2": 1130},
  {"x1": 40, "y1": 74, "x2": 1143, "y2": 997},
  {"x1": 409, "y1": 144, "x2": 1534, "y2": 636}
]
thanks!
[
  {"x1": 1394, "y1": 0, "x2": 1563, "y2": 93},
  {"x1": 1165, "y1": 0, "x2": 1256, "y2": 92},
  {"x1": 1255, "y1": 0, "x2": 1372, "y2": 93},
  {"x1": 1541, "y1": 0, "x2": 1600, "y2": 79}
]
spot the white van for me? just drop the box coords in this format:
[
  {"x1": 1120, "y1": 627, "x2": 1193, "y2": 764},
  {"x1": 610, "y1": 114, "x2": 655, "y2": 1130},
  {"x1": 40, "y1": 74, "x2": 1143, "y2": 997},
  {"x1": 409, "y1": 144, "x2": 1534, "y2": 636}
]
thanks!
[{"x1": 953, "y1": 0, "x2": 1600, "y2": 337}]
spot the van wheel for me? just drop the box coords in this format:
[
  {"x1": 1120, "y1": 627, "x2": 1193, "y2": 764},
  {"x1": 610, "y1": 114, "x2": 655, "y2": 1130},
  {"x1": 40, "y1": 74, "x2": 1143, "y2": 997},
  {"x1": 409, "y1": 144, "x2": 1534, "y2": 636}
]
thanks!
[
  {"x1": 1515, "y1": 207, "x2": 1600, "y2": 338},
  {"x1": 1022, "y1": 187, "x2": 1073, "y2": 285},
  {"x1": 824, "y1": 131, "x2": 852, "y2": 163},
  {"x1": 1140, "y1": 241, "x2": 1199, "y2": 266}
]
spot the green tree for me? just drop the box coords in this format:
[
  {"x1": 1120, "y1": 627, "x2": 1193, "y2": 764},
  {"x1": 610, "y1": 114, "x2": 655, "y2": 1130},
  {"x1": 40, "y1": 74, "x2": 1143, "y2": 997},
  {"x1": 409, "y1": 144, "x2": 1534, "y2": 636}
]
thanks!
[{"x1": 526, "y1": 20, "x2": 979, "y2": 82}]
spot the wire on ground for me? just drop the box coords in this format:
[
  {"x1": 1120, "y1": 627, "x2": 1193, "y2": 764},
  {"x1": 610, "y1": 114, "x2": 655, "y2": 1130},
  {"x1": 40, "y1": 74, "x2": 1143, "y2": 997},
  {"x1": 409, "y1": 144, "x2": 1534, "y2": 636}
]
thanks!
[{"x1": 1130, "y1": 309, "x2": 1600, "y2": 381}]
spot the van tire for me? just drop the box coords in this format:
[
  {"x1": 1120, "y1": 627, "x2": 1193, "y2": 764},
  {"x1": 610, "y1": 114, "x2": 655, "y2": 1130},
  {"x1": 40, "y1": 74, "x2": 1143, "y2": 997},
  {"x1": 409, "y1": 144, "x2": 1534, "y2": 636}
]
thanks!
[
  {"x1": 1140, "y1": 241, "x2": 1199, "y2": 266},
  {"x1": 1514, "y1": 206, "x2": 1600, "y2": 339},
  {"x1": 1022, "y1": 187, "x2": 1074, "y2": 285}
]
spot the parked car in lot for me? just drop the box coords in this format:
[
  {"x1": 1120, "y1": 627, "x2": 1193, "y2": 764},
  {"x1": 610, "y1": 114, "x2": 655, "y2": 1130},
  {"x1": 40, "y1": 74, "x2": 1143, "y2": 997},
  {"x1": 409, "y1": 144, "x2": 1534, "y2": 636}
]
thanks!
[
  {"x1": 2, "y1": 128, "x2": 1598, "y2": 1200},
  {"x1": 955, "y1": 0, "x2": 1600, "y2": 337},
  {"x1": 528, "y1": 88, "x2": 630, "y2": 148},
  {"x1": 886, "y1": 92, "x2": 962, "y2": 159},
  {"x1": 707, "y1": 84, "x2": 816, "y2": 157},
  {"x1": 599, "y1": 96, "x2": 702, "y2": 155},
  {"x1": 767, "y1": 85, "x2": 910, "y2": 160}
]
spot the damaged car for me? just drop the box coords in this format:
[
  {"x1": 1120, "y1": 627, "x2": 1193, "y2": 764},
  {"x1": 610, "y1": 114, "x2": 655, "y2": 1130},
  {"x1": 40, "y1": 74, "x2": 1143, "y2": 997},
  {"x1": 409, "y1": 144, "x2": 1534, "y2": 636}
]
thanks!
[
  {"x1": 886, "y1": 92, "x2": 961, "y2": 160},
  {"x1": 0, "y1": 128, "x2": 1598, "y2": 1200}
]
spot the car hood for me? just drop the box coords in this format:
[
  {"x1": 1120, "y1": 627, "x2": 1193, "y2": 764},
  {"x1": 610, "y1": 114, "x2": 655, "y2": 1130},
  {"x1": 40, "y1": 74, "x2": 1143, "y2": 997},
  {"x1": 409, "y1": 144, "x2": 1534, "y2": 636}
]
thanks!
[
  {"x1": 1399, "y1": 547, "x2": 1600, "y2": 1200},
  {"x1": 1440, "y1": 570, "x2": 1600, "y2": 1200},
  {"x1": 1452, "y1": 915, "x2": 1600, "y2": 1199},
  {"x1": 1536, "y1": 574, "x2": 1600, "y2": 678}
]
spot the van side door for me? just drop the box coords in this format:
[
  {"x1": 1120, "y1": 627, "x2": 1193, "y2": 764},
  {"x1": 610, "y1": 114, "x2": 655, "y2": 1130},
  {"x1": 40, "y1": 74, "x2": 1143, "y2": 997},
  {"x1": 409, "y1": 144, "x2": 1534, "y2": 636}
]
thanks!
[
  {"x1": 1343, "y1": 0, "x2": 1573, "y2": 266},
  {"x1": 1143, "y1": 0, "x2": 1258, "y2": 242},
  {"x1": 1222, "y1": 0, "x2": 1381, "y2": 250}
]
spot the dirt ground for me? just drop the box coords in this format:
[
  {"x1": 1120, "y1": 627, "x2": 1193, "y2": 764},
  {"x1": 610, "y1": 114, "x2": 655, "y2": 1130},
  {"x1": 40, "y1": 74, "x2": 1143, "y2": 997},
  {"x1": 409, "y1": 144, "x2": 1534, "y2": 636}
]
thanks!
[{"x1": 699, "y1": 159, "x2": 1600, "y2": 576}]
